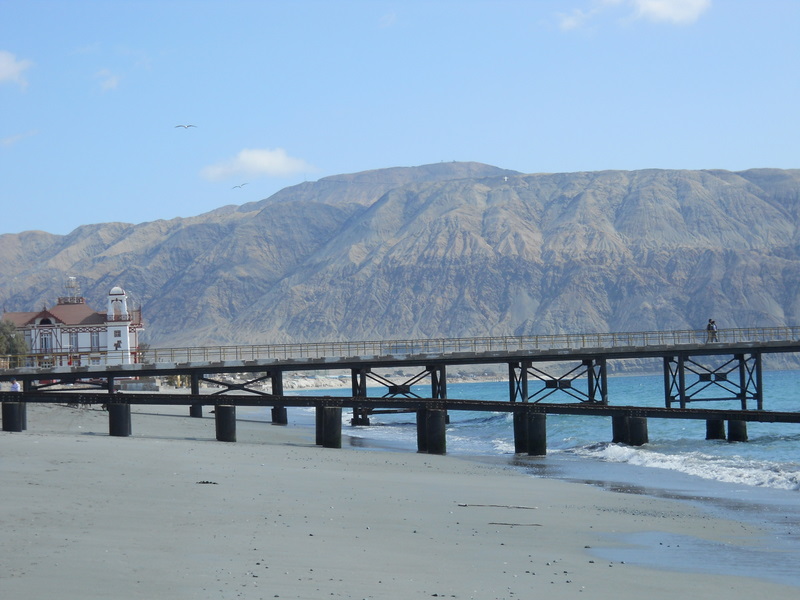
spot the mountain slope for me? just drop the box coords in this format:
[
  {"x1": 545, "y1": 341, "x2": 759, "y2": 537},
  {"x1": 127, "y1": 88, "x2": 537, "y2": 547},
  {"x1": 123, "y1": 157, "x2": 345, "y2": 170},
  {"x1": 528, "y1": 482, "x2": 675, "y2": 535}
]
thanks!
[{"x1": 1, "y1": 163, "x2": 798, "y2": 347}]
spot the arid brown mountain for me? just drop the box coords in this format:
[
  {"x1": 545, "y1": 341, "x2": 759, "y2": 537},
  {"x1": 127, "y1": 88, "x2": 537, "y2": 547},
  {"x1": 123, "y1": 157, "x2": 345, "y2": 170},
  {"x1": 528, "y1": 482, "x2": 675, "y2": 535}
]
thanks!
[{"x1": 1, "y1": 162, "x2": 799, "y2": 349}]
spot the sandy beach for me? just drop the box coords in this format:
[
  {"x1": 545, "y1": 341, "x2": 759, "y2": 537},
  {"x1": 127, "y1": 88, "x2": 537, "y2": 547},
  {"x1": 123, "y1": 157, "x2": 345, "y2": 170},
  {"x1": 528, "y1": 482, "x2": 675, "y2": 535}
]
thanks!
[{"x1": 1, "y1": 403, "x2": 798, "y2": 600}]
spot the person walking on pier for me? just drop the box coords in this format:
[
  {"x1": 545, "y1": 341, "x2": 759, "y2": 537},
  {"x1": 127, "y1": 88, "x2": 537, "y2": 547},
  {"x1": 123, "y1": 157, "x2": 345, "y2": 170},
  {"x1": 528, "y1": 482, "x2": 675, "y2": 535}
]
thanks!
[
  {"x1": 10, "y1": 378, "x2": 21, "y2": 392},
  {"x1": 706, "y1": 319, "x2": 718, "y2": 343}
]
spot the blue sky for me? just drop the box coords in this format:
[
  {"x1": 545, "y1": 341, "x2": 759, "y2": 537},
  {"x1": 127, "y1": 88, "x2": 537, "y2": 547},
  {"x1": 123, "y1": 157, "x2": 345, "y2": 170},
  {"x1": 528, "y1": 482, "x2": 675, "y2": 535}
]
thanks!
[{"x1": 2, "y1": 0, "x2": 798, "y2": 235}]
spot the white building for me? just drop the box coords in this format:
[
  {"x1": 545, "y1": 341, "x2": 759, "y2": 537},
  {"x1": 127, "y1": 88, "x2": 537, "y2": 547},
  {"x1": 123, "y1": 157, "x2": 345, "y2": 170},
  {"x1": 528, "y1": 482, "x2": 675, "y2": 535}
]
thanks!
[{"x1": 2, "y1": 282, "x2": 144, "y2": 367}]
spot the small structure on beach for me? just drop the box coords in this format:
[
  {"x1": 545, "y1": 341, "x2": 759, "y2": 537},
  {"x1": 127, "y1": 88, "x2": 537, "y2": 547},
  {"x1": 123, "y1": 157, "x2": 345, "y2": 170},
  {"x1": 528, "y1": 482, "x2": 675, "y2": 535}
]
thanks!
[{"x1": 1, "y1": 278, "x2": 143, "y2": 366}]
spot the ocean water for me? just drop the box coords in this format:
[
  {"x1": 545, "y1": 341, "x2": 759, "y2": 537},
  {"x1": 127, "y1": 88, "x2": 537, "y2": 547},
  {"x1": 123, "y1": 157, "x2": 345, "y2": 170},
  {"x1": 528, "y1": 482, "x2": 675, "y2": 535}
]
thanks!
[
  {"x1": 279, "y1": 370, "x2": 800, "y2": 492},
  {"x1": 250, "y1": 370, "x2": 800, "y2": 587}
]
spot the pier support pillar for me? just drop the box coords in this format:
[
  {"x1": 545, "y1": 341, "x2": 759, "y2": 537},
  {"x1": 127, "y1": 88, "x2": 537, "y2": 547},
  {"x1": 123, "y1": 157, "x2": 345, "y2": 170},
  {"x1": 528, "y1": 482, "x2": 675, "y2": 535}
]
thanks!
[
  {"x1": 270, "y1": 372, "x2": 288, "y2": 425},
  {"x1": 612, "y1": 415, "x2": 629, "y2": 444},
  {"x1": 315, "y1": 407, "x2": 324, "y2": 445},
  {"x1": 513, "y1": 411, "x2": 528, "y2": 453},
  {"x1": 322, "y1": 407, "x2": 342, "y2": 449},
  {"x1": 526, "y1": 412, "x2": 547, "y2": 456},
  {"x1": 271, "y1": 406, "x2": 288, "y2": 425},
  {"x1": 628, "y1": 417, "x2": 649, "y2": 446},
  {"x1": 108, "y1": 403, "x2": 131, "y2": 437},
  {"x1": 351, "y1": 409, "x2": 370, "y2": 426},
  {"x1": 425, "y1": 409, "x2": 447, "y2": 455},
  {"x1": 17, "y1": 379, "x2": 30, "y2": 430},
  {"x1": 416, "y1": 409, "x2": 428, "y2": 453},
  {"x1": 351, "y1": 369, "x2": 371, "y2": 425},
  {"x1": 190, "y1": 373, "x2": 203, "y2": 418},
  {"x1": 416, "y1": 408, "x2": 447, "y2": 454},
  {"x1": 612, "y1": 415, "x2": 648, "y2": 446},
  {"x1": 215, "y1": 405, "x2": 236, "y2": 442},
  {"x1": 706, "y1": 419, "x2": 726, "y2": 440},
  {"x1": 2, "y1": 402, "x2": 23, "y2": 432},
  {"x1": 727, "y1": 420, "x2": 748, "y2": 442}
]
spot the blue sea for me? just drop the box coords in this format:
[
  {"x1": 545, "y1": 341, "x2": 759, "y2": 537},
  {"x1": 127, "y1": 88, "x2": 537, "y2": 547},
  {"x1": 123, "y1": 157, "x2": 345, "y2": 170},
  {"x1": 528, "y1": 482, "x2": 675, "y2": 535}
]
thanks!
[{"x1": 249, "y1": 369, "x2": 800, "y2": 587}]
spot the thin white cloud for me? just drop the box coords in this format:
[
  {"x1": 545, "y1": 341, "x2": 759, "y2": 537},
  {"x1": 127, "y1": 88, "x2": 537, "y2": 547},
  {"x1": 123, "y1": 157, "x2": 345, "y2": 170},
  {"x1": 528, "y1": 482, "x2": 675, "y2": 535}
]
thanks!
[
  {"x1": 202, "y1": 148, "x2": 315, "y2": 181},
  {"x1": 633, "y1": 0, "x2": 710, "y2": 23},
  {"x1": 379, "y1": 12, "x2": 397, "y2": 28},
  {"x1": 0, "y1": 50, "x2": 33, "y2": 89},
  {"x1": 95, "y1": 68, "x2": 120, "y2": 91},
  {"x1": 1, "y1": 130, "x2": 38, "y2": 148},
  {"x1": 558, "y1": 8, "x2": 598, "y2": 31},
  {"x1": 558, "y1": 0, "x2": 710, "y2": 30}
]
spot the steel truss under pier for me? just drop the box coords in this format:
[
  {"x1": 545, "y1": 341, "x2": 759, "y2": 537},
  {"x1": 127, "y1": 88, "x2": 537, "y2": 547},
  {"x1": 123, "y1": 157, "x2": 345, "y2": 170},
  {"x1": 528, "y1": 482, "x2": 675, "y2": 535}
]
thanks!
[
  {"x1": 508, "y1": 358, "x2": 608, "y2": 404},
  {"x1": 350, "y1": 365, "x2": 447, "y2": 425},
  {"x1": 663, "y1": 352, "x2": 763, "y2": 410}
]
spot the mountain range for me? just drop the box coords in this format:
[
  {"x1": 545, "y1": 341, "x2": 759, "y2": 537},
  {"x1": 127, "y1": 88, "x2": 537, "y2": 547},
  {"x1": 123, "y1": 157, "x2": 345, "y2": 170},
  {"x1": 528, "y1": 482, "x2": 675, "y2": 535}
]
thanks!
[{"x1": 2, "y1": 162, "x2": 799, "y2": 349}]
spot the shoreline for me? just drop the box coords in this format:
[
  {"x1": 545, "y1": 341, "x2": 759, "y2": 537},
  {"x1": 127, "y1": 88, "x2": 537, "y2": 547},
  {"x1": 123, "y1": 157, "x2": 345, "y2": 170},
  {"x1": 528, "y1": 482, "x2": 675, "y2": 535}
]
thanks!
[
  {"x1": 281, "y1": 405, "x2": 800, "y2": 588},
  {"x1": 2, "y1": 403, "x2": 798, "y2": 598}
]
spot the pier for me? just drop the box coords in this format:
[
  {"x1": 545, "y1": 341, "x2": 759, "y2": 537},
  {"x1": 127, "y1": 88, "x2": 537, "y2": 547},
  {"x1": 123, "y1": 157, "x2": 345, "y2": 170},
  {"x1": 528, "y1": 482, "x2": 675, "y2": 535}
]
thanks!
[{"x1": 2, "y1": 326, "x2": 800, "y2": 454}]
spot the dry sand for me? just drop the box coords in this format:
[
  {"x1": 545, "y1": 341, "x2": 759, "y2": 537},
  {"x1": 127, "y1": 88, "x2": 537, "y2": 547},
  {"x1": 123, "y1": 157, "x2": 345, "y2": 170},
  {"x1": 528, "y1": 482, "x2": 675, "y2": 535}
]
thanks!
[{"x1": 1, "y1": 403, "x2": 797, "y2": 599}]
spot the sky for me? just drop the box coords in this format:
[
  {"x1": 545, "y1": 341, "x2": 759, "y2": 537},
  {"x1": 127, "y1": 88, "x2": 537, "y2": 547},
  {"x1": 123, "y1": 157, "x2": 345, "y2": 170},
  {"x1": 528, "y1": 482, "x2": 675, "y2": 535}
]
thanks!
[{"x1": 1, "y1": 0, "x2": 798, "y2": 236}]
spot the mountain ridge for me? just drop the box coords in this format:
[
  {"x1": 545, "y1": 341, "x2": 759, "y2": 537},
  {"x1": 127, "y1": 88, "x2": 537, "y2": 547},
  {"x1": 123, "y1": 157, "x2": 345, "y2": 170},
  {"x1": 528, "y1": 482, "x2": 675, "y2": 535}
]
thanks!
[{"x1": 2, "y1": 162, "x2": 799, "y2": 348}]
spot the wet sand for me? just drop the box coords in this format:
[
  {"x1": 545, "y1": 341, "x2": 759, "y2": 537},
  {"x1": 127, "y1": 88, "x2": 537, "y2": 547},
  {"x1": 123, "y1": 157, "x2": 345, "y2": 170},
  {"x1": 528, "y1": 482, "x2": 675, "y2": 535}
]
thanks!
[{"x1": 1, "y1": 403, "x2": 797, "y2": 599}]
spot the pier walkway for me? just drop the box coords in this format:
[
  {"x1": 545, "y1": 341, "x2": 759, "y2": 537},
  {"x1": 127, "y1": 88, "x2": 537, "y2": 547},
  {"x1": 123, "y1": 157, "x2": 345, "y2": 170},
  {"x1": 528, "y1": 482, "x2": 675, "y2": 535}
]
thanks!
[{"x1": 2, "y1": 327, "x2": 800, "y2": 453}]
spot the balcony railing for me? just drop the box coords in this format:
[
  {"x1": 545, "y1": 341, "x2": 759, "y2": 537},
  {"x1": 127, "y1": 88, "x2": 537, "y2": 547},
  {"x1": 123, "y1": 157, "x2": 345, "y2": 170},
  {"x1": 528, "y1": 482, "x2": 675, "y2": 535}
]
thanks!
[{"x1": 3, "y1": 327, "x2": 799, "y2": 371}]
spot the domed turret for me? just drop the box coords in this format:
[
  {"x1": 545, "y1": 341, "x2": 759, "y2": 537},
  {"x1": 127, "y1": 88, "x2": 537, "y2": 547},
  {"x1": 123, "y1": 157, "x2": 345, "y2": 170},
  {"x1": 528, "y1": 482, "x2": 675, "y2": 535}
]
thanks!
[{"x1": 107, "y1": 286, "x2": 130, "y2": 320}]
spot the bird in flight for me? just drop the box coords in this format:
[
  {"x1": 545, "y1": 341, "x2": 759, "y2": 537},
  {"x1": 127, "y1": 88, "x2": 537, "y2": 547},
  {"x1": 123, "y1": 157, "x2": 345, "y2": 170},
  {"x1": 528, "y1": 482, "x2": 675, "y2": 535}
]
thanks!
[
  {"x1": 174, "y1": 124, "x2": 196, "y2": 128},
  {"x1": 232, "y1": 183, "x2": 248, "y2": 189}
]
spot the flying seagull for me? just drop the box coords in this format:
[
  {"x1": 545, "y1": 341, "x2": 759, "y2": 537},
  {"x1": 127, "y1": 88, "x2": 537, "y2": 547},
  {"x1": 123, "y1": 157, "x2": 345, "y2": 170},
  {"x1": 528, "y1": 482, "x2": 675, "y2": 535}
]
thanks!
[
  {"x1": 174, "y1": 124, "x2": 196, "y2": 128},
  {"x1": 232, "y1": 183, "x2": 249, "y2": 189}
]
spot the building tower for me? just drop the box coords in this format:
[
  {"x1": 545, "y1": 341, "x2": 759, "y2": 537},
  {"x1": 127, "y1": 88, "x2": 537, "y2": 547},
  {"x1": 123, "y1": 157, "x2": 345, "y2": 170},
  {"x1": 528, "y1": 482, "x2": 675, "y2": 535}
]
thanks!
[{"x1": 106, "y1": 286, "x2": 132, "y2": 363}]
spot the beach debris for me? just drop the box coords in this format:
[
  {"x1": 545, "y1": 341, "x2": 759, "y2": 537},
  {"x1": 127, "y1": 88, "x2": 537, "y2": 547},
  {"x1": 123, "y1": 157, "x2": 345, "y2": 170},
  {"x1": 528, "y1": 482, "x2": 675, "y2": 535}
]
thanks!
[
  {"x1": 488, "y1": 522, "x2": 542, "y2": 527},
  {"x1": 196, "y1": 480, "x2": 218, "y2": 485}
]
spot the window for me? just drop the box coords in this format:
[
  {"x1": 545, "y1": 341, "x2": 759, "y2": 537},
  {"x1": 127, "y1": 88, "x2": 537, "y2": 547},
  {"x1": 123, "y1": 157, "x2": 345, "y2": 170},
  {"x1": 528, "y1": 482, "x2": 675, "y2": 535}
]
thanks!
[
  {"x1": 40, "y1": 332, "x2": 52, "y2": 352},
  {"x1": 90, "y1": 331, "x2": 100, "y2": 351},
  {"x1": 114, "y1": 330, "x2": 122, "y2": 338},
  {"x1": 69, "y1": 332, "x2": 79, "y2": 351}
]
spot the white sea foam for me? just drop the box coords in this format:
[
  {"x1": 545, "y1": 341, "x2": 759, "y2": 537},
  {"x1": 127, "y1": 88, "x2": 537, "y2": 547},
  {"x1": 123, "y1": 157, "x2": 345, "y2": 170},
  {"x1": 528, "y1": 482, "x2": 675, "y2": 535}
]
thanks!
[
  {"x1": 570, "y1": 443, "x2": 800, "y2": 491},
  {"x1": 491, "y1": 438, "x2": 516, "y2": 454}
]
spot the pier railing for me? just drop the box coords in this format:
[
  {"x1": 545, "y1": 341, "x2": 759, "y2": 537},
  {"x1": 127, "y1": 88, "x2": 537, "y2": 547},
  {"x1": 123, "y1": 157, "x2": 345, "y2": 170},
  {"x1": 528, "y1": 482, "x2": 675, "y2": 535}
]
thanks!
[{"x1": 3, "y1": 326, "x2": 799, "y2": 370}]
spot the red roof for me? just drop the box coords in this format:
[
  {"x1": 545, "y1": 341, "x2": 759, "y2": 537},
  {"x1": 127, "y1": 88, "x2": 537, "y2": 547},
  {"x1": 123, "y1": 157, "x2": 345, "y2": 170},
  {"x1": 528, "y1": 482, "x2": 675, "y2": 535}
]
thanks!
[{"x1": 3, "y1": 300, "x2": 106, "y2": 327}]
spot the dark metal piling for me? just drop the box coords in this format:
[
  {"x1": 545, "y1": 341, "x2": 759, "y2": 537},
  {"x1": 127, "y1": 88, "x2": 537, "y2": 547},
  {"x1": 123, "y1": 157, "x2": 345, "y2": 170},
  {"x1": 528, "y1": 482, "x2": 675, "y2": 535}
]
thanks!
[
  {"x1": 315, "y1": 406, "x2": 324, "y2": 445},
  {"x1": 416, "y1": 409, "x2": 428, "y2": 452},
  {"x1": 271, "y1": 406, "x2": 288, "y2": 425},
  {"x1": 425, "y1": 409, "x2": 447, "y2": 455},
  {"x1": 727, "y1": 420, "x2": 748, "y2": 442},
  {"x1": 2, "y1": 402, "x2": 23, "y2": 432},
  {"x1": 526, "y1": 412, "x2": 547, "y2": 456},
  {"x1": 322, "y1": 407, "x2": 342, "y2": 448},
  {"x1": 513, "y1": 411, "x2": 528, "y2": 453},
  {"x1": 706, "y1": 419, "x2": 726, "y2": 440},
  {"x1": 611, "y1": 415, "x2": 648, "y2": 446},
  {"x1": 190, "y1": 373, "x2": 203, "y2": 418},
  {"x1": 271, "y1": 372, "x2": 288, "y2": 425},
  {"x1": 612, "y1": 415, "x2": 629, "y2": 443},
  {"x1": 628, "y1": 416, "x2": 649, "y2": 446},
  {"x1": 215, "y1": 405, "x2": 236, "y2": 442},
  {"x1": 108, "y1": 403, "x2": 131, "y2": 437}
]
